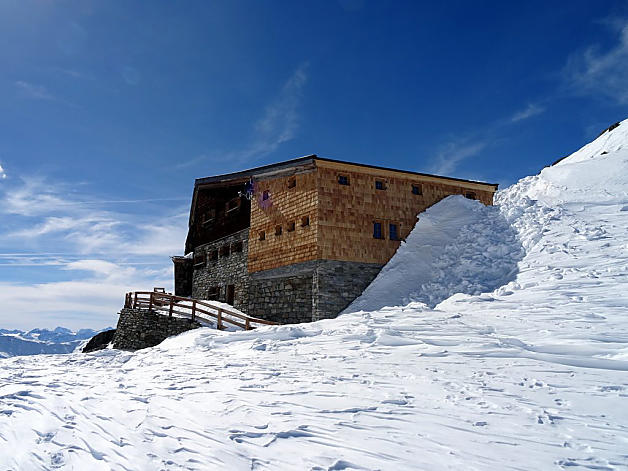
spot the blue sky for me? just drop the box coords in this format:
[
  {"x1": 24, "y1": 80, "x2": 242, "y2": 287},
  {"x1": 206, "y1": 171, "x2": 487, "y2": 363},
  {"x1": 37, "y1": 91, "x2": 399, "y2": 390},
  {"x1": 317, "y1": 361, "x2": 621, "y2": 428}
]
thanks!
[{"x1": 1, "y1": 0, "x2": 627, "y2": 330}]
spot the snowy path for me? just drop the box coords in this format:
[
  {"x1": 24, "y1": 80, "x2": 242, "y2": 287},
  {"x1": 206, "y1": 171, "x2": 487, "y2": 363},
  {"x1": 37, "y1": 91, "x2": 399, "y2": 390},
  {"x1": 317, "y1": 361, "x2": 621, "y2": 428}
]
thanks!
[{"x1": 1, "y1": 120, "x2": 628, "y2": 470}]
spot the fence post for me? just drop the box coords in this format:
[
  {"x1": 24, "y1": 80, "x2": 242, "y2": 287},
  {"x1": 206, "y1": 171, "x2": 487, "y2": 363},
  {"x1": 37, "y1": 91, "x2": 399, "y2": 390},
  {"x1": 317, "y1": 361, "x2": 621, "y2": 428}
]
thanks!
[
  {"x1": 169, "y1": 297, "x2": 173, "y2": 317},
  {"x1": 217, "y1": 310, "x2": 223, "y2": 330},
  {"x1": 133, "y1": 293, "x2": 138, "y2": 309},
  {"x1": 245, "y1": 318, "x2": 250, "y2": 330},
  {"x1": 191, "y1": 300, "x2": 196, "y2": 322},
  {"x1": 149, "y1": 292, "x2": 153, "y2": 311}
]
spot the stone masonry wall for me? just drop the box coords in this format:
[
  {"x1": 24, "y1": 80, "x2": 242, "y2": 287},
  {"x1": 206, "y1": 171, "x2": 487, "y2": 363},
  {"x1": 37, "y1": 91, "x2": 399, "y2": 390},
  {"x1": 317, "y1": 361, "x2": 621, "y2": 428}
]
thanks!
[
  {"x1": 112, "y1": 308, "x2": 201, "y2": 351},
  {"x1": 248, "y1": 261, "x2": 316, "y2": 324},
  {"x1": 246, "y1": 259, "x2": 382, "y2": 324},
  {"x1": 312, "y1": 260, "x2": 383, "y2": 321},
  {"x1": 192, "y1": 228, "x2": 249, "y2": 313}
]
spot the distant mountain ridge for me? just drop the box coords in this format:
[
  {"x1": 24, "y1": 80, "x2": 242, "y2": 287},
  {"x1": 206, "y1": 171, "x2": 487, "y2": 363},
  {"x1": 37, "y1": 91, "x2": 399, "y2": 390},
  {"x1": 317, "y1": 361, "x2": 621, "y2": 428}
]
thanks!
[{"x1": 0, "y1": 327, "x2": 113, "y2": 358}]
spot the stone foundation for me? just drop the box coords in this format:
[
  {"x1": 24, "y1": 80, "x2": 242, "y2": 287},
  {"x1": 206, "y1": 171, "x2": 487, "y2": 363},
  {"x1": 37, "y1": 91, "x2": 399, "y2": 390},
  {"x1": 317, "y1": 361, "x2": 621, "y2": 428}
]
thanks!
[
  {"x1": 248, "y1": 260, "x2": 382, "y2": 323},
  {"x1": 175, "y1": 232, "x2": 384, "y2": 324},
  {"x1": 248, "y1": 261, "x2": 315, "y2": 323},
  {"x1": 112, "y1": 308, "x2": 201, "y2": 351},
  {"x1": 191, "y1": 229, "x2": 249, "y2": 313},
  {"x1": 312, "y1": 260, "x2": 382, "y2": 321}
]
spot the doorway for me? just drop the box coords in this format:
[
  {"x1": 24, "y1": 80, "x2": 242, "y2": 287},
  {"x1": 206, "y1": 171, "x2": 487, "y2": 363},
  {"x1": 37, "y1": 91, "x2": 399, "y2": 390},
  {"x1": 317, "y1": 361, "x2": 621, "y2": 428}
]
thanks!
[{"x1": 226, "y1": 284, "x2": 235, "y2": 305}]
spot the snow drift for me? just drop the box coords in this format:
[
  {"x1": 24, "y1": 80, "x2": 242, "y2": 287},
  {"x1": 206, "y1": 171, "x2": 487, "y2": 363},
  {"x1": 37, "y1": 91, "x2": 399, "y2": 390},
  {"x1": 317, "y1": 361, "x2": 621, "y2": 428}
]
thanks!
[{"x1": 0, "y1": 120, "x2": 627, "y2": 470}]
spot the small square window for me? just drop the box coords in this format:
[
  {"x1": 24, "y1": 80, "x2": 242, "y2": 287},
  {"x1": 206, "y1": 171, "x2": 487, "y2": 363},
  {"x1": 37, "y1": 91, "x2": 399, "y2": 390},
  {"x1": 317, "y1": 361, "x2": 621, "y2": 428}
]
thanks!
[
  {"x1": 259, "y1": 231, "x2": 266, "y2": 241},
  {"x1": 275, "y1": 225, "x2": 282, "y2": 236},
  {"x1": 412, "y1": 184, "x2": 422, "y2": 195},
  {"x1": 301, "y1": 216, "x2": 310, "y2": 227},
  {"x1": 465, "y1": 192, "x2": 476, "y2": 200},
  {"x1": 389, "y1": 223, "x2": 399, "y2": 241},
  {"x1": 262, "y1": 190, "x2": 270, "y2": 201},
  {"x1": 220, "y1": 245, "x2": 230, "y2": 257},
  {"x1": 194, "y1": 253, "x2": 206, "y2": 266},
  {"x1": 287, "y1": 221, "x2": 295, "y2": 232},
  {"x1": 209, "y1": 250, "x2": 218, "y2": 261},
  {"x1": 338, "y1": 175, "x2": 349, "y2": 185},
  {"x1": 288, "y1": 178, "x2": 296, "y2": 189},
  {"x1": 231, "y1": 241, "x2": 243, "y2": 253},
  {"x1": 375, "y1": 180, "x2": 386, "y2": 190},
  {"x1": 373, "y1": 222, "x2": 383, "y2": 240},
  {"x1": 207, "y1": 286, "x2": 219, "y2": 301}
]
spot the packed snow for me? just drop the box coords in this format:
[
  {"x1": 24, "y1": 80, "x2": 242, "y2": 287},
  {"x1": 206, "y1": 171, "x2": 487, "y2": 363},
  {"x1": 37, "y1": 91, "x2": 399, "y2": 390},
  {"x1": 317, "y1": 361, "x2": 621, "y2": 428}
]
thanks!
[{"x1": 1, "y1": 121, "x2": 627, "y2": 470}]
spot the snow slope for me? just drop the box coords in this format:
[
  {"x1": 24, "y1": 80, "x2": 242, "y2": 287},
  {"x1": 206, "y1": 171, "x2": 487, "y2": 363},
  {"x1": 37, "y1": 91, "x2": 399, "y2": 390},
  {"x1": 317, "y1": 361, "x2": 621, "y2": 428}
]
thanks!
[{"x1": 0, "y1": 121, "x2": 627, "y2": 470}]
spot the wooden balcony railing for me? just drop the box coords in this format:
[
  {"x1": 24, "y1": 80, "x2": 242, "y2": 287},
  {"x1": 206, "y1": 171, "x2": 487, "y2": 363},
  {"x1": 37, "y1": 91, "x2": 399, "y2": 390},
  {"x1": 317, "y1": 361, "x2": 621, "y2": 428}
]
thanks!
[{"x1": 124, "y1": 289, "x2": 277, "y2": 331}]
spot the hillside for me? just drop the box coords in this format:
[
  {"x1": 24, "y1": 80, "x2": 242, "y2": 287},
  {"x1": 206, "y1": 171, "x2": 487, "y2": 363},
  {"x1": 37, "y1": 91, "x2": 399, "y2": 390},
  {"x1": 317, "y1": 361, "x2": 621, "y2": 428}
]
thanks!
[
  {"x1": 0, "y1": 121, "x2": 627, "y2": 470},
  {"x1": 0, "y1": 327, "x2": 104, "y2": 357}
]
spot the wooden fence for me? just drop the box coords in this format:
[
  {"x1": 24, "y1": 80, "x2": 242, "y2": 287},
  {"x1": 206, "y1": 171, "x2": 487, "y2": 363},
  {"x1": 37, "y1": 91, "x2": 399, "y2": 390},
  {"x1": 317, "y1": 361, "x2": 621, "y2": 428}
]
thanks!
[{"x1": 124, "y1": 289, "x2": 277, "y2": 331}]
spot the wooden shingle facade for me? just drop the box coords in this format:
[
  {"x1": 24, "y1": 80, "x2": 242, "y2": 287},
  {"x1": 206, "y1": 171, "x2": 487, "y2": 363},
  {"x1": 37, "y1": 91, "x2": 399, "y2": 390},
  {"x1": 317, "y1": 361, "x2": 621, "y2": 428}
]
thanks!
[{"x1": 173, "y1": 155, "x2": 498, "y2": 323}]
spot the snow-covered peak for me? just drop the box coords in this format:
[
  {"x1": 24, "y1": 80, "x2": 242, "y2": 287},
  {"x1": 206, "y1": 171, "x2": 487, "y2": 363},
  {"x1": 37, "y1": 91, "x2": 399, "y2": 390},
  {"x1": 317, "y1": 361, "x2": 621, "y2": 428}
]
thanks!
[{"x1": 500, "y1": 119, "x2": 628, "y2": 205}]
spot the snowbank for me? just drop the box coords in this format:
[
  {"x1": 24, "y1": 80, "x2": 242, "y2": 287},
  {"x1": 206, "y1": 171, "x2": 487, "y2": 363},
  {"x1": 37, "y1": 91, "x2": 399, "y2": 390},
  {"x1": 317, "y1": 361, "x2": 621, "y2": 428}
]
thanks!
[{"x1": 348, "y1": 195, "x2": 523, "y2": 311}]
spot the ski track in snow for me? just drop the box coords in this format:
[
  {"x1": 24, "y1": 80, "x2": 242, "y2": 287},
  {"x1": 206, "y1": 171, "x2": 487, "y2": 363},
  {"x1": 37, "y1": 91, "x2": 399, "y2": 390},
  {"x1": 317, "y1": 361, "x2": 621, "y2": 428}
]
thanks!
[{"x1": 1, "y1": 121, "x2": 628, "y2": 470}]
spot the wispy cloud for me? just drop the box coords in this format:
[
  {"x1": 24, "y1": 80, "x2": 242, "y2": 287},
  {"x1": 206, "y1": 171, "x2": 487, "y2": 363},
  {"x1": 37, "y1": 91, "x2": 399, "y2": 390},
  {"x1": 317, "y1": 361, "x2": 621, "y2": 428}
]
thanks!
[
  {"x1": 201, "y1": 62, "x2": 310, "y2": 168},
  {"x1": 0, "y1": 164, "x2": 6, "y2": 180},
  {"x1": 428, "y1": 140, "x2": 488, "y2": 176},
  {"x1": 564, "y1": 20, "x2": 628, "y2": 103},
  {"x1": 14, "y1": 80, "x2": 78, "y2": 107},
  {"x1": 254, "y1": 62, "x2": 308, "y2": 149},
  {"x1": 0, "y1": 261, "x2": 171, "y2": 329},
  {"x1": 15, "y1": 81, "x2": 57, "y2": 101},
  {"x1": 0, "y1": 174, "x2": 189, "y2": 329},
  {"x1": 510, "y1": 103, "x2": 545, "y2": 123}
]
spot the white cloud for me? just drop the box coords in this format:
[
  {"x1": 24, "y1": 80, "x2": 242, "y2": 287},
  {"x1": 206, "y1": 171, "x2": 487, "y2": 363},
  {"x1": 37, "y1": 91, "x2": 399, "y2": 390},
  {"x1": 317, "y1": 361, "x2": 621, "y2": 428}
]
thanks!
[
  {"x1": 15, "y1": 81, "x2": 57, "y2": 101},
  {"x1": 14, "y1": 80, "x2": 78, "y2": 107},
  {"x1": 510, "y1": 103, "x2": 545, "y2": 123},
  {"x1": 219, "y1": 62, "x2": 310, "y2": 165},
  {"x1": 0, "y1": 175, "x2": 188, "y2": 329},
  {"x1": 0, "y1": 265, "x2": 171, "y2": 330},
  {"x1": 429, "y1": 140, "x2": 487, "y2": 176},
  {"x1": 0, "y1": 164, "x2": 6, "y2": 179},
  {"x1": 564, "y1": 20, "x2": 628, "y2": 103}
]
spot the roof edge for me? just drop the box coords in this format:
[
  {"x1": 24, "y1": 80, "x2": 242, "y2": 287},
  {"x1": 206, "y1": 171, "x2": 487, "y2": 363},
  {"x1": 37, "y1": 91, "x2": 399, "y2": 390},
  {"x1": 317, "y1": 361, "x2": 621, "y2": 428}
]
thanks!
[{"x1": 194, "y1": 154, "x2": 498, "y2": 190}]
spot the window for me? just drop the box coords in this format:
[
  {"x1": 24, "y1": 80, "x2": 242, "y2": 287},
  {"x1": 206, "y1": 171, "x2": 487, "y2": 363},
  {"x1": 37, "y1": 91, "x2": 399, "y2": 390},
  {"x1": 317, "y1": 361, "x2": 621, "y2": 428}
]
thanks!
[
  {"x1": 301, "y1": 215, "x2": 310, "y2": 227},
  {"x1": 288, "y1": 178, "x2": 296, "y2": 189},
  {"x1": 275, "y1": 225, "x2": 282, "y2": 236},
  {"x1": 231, "y1": 241, "x2": 243, "y2": 253},
  {"x1": 209, "y1": 250, "x2": 218, "y2": 262},
  {"x1": 375, "y1": 180, "x2": 386, "y2": 190},
  {"x1": 207, "y1": 286, "x2": 219, "y2": 301},
  {"x1": 412, "y1": 184, "x2": 422, "y2": 195},
  {"x1": 202, "y1": 209, "x2": 216, "y2": 226},
  {"x1": 373, "y1": 222, "x2": 383, "y2": 239},
  {"x1": 338, "y1": 174, "x2": 349, "y2": 185},
  {"x1": 220, "y1": 245, "x2": 230, "y2": 257},
  {"x1": 226, "y1": 197, "x2": 240, "y2": 214},
  {"x1": 259, "y1": 231, "x2": 266, "y2": 241},
  {"x1": 287, "y1": 221, "x2": 296, "y2": 232},
  {"x1": 262, "y1": 190, "x2": 270, "y2": 201},
  {"x1": 194, "y1": 253, "x2": 205, "y2": 266},
  {"x1": 389, "y1": 223, "x2": 399, "y2": 241},
  {"x1": 465, "y1": 192, "x2": 476, "y2": 200}
]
